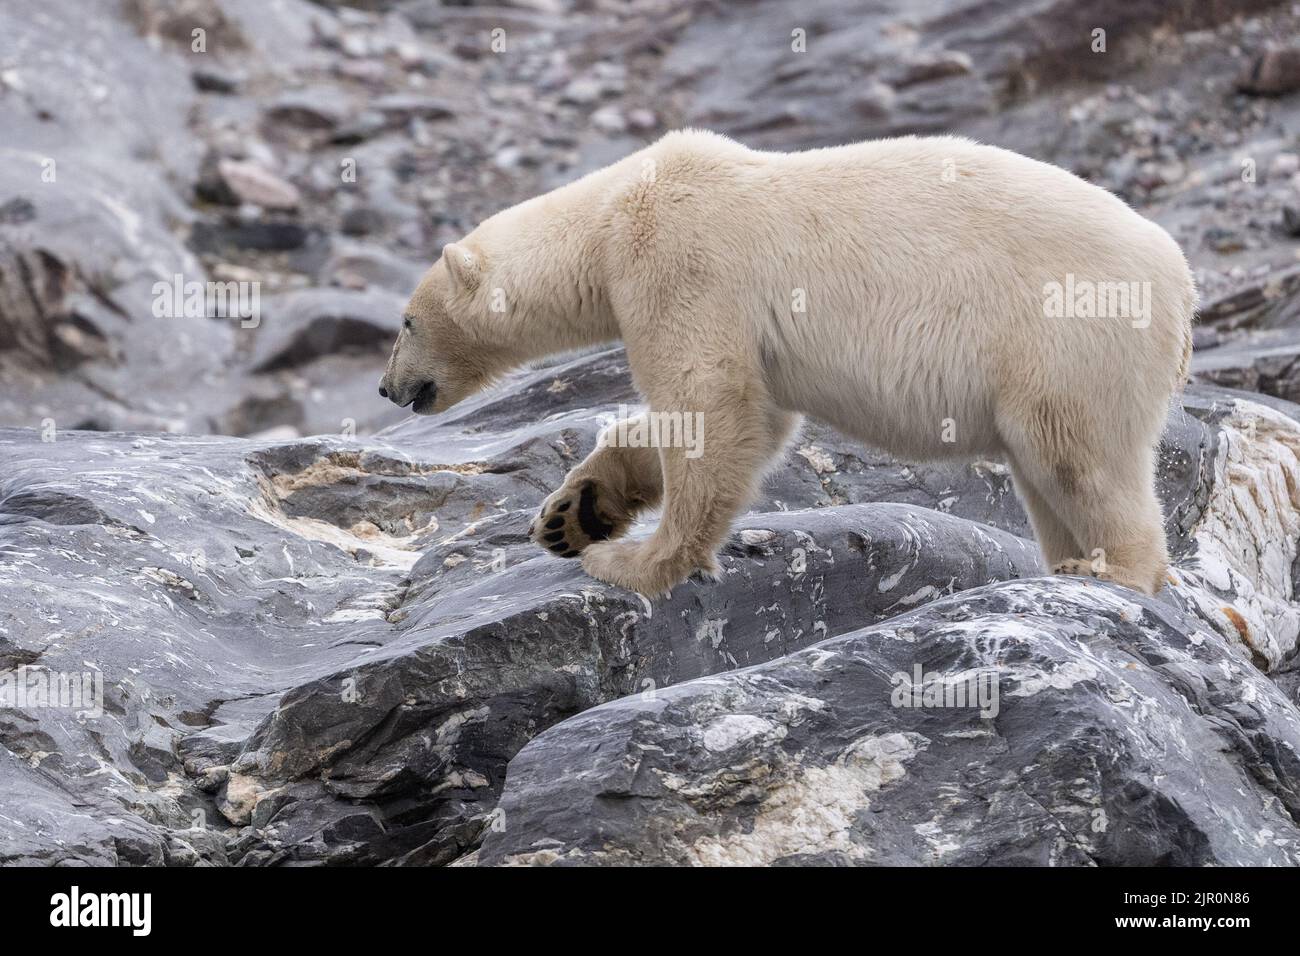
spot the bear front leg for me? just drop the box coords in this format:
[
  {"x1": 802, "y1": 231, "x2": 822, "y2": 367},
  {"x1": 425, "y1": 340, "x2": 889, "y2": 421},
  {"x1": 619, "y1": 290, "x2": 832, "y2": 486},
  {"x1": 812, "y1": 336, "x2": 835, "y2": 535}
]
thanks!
[
  {"x1": 529, "y1": 414, "x2": 664, "y2": 558},
  {"x1": 581, "y1": 403, "x2": 798, "y2": 598}
]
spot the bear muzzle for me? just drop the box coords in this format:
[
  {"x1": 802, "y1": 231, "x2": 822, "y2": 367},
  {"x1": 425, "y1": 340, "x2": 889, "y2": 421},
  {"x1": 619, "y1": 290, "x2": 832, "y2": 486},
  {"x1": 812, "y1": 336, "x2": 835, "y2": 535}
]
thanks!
[
  {"x1": 377, "y1": 377, "x2": 438, "y2": 412},
  {"x1": 411, "y1": 381, "x2": 439, "y2": 414}
]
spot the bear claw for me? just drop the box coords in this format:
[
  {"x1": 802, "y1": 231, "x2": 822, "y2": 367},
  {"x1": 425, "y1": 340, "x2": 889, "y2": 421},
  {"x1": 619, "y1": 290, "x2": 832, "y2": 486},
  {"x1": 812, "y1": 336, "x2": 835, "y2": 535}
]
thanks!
[{"x1": 530, "y1": 479, "x2": 625, "y2": 558}]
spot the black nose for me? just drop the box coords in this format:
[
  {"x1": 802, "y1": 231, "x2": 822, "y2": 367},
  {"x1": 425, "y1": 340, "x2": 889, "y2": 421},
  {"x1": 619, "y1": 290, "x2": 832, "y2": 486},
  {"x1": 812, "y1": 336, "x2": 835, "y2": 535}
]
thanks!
[{"x1": 378, "y1": 386, "x2": 388, "y2": 398}]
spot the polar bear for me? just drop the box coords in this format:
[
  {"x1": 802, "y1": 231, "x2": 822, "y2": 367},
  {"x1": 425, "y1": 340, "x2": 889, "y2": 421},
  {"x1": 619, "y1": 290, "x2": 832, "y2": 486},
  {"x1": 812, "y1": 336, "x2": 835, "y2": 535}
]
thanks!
[{"x1": 379, "y1": 130, "x2": 1196, "y2": 597}]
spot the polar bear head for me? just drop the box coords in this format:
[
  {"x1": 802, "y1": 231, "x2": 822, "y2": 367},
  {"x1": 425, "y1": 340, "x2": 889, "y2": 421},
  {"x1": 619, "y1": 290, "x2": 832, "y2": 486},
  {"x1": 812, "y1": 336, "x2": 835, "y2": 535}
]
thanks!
[
  {"x1": 380, "y1": 197, "x2": 608, "y2": 415},
  {"x1": 378, "y1": 242, "x2": 507, "y2": 415}
]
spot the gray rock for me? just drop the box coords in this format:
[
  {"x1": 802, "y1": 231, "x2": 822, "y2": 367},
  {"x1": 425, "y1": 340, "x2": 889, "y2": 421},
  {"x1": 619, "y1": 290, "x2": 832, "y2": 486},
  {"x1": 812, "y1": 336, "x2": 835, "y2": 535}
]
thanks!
[
  {"x1": 1238, "y1": 43, "x2": 1300, "y2": 96},
  {"x1": 212, "y1": 159, "x2": 302, "y2": 211},
  {"x1": 562, "y1": 78, "x2": 604, "y2": 106},
  {"x1": 248, "y1": 287, "x2": 405, "y2": 372},
  {"x1": 654, "y1": 0, "x2": 1281, "y2": 148},
  {"x1": 192, "y1": 66, "x2": 243, "y2": 95},
  {"x1": 481, "y1": 577, "x2": 1300, "y2": 866},
  {"x1": 340, "y1": 207, "x2": 387, "y2": 237},
  {"x1": 6, "y1": 0, "x2": 1300, "y2": 870},
  {"x1": 1198, "y1": 266, "x2": 1300, "y2": 333},
  {"x1": 264, "y1": 90, "x2": 348, "y2": 132},
  {"x1": 1194, "y1": 329, "x2": 1300, "y2": 403},
  {"x1": 189, "y1": 218, "x2": 320, "y2": 254},
  {"x1": 372, "y1": 94, "x2": 456, "y2": 124},
  {"x1": 2, "y1": 354, "x2": 1297, "y2": 864},
  {"x1": 1283, "y1": 205, "x2": 1300, "y2": 237},
  {"x1": 315, "y1": 240, "x2": 428, "y2": 294},
  {"x1": 329, "y1": 111, "x2": 391, "y2": 146}
]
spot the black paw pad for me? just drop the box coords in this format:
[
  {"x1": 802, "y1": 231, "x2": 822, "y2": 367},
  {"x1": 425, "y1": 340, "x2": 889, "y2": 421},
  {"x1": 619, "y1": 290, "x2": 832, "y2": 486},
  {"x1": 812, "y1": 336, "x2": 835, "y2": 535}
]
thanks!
[{"x1": 577, "y1": 481, "x2": 615, "y2": 542}]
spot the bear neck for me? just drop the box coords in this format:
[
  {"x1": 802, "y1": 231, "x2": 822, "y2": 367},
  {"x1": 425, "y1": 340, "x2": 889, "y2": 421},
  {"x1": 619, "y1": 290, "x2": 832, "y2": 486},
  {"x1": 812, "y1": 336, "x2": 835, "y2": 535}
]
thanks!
[{"x1": 486, "y1": 165, "x2": 628, "y2": 365}]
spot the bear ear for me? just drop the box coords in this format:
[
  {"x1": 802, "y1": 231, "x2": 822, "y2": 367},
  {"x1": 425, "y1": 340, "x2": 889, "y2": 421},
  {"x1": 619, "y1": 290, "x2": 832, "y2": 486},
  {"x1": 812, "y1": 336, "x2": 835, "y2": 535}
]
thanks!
[{"x1": 442, "y1": 243, "x2": 482, "y2": 293}]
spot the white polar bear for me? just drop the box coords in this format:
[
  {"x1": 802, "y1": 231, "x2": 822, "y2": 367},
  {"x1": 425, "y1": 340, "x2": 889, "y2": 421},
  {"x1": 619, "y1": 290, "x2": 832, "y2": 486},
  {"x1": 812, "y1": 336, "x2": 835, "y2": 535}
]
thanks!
[{"x1": 379, "y1": 130, "x2": 1196, "y2": 597}]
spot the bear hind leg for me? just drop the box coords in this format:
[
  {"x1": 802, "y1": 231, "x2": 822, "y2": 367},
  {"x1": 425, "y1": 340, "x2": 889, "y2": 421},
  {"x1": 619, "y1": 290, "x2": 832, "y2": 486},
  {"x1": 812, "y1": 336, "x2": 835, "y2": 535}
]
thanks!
[
  {"x1": 1007, "y1": 458, "x2": 1081, "y2": 568},
  {"x1": 1002, "y1": 409, "x2": 1169, "y2": 595}
]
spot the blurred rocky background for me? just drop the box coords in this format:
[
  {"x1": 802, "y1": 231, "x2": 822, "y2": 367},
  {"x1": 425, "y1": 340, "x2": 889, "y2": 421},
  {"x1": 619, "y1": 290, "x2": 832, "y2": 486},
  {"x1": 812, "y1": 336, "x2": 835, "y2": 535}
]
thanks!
[{"x1": 3, "y1": 0, "x2": 1300, "y2": 866}]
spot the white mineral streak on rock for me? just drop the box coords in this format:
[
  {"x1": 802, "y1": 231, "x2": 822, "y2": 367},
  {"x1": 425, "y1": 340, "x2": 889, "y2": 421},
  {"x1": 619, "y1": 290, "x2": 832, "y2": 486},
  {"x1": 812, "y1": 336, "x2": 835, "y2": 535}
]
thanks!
[
  {"x1": 434, "y1": 707, "x2": 490, "y2": 745},
  {"x1": 889, "y1": 583, "x2": 944, "y2": 608},
  {"x1": 136, "y1": 566, "x2": 197, "y2": 594},
  {"x1": 877, "y1": 519, "x2": 923, "y2": 592},
  {"x1": 248, "y1": 495, "x2": 424, "y2": 570},
  {"x1": 500, "y1": 846, "x2": 584, "y2": 866},
  {"x1": 796, "y1": 445, "x2": 836, "y2": 474},
  {"x1": 702, "y1": 714, "x2": 783, "y2": 752},
  {"x1": 613, "y1": 610, "x2": 640, "y2": 641},
  {"x1": 241, "y1": 463, "x2": 429, "y2": 570},
  {"x1": 804, "y1": 648, "x2": 839, "y2": 670},
  {"x1": 971, "y1": 460, "x2": 1010, "y2": 497},
  {"x1": 777, "y1": 693, "x2": 829, "y2": 721},
  {"x1": 1174, "y1": 398, "x2": 1300, "y2": 668},
  {"x1": 323, "y1": 589, "x2": 395, "y2": 623},
  {"x1": 217, "y1": 772, "x2": 266, "y2": 826},
  {"x1": 1005, "y1": 659, "x2": 1101, "y2": 698},
  {"x1": 913, "y1": 819, "x2": 963, "y2": 858},
  {"x1": 679, "y1": 732, "x2": 927, "y2": 866},
  {"x1": 695, "y1": 618, "x2": 727, "y2": 648}
]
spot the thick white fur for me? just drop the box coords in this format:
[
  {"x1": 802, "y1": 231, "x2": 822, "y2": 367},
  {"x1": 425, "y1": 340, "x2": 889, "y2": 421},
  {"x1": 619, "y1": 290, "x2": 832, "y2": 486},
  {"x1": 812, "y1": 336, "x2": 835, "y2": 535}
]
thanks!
[{"x1": 381, "y1": 130, "x2": 1196, "y2": 597}]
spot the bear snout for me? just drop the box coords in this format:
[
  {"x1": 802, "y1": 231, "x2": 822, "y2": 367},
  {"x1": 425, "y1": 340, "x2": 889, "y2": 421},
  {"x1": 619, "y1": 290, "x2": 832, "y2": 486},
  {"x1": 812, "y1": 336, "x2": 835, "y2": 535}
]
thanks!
[
  {"x1": 377, "y1": 375, "x2": 418, "y2": 408},
  {"x1": 377, "y1": 376, "x2": 439, "y2": 412}
]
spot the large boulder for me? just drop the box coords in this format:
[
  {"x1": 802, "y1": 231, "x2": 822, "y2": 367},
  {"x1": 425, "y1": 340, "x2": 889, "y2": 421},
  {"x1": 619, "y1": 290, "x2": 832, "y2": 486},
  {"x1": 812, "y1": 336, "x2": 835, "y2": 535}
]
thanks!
[{"x1": 480, "y1": 577, "x2": 1300, "y2": 866}]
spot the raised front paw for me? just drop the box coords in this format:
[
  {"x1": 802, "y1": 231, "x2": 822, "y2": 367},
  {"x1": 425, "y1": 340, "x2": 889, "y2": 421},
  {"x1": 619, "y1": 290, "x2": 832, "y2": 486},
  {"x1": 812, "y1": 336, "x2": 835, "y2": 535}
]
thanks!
[{"x1": 529, "y1": 478, "x2": 628, "y2": 558}]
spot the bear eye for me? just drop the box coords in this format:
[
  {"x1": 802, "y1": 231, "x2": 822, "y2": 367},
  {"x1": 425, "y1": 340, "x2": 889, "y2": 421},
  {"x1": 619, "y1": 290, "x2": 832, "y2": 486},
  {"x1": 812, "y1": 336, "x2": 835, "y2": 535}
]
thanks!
[{"x1": 402, "y1": 316, "x2": 413, "y2": 330}]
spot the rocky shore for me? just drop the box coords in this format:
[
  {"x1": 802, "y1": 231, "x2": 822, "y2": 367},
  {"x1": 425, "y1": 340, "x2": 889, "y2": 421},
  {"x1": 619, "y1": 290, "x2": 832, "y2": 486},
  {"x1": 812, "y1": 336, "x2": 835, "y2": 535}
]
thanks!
[{"x1": 2, "y1": 0, "x2": 1300, "y2": 865}]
